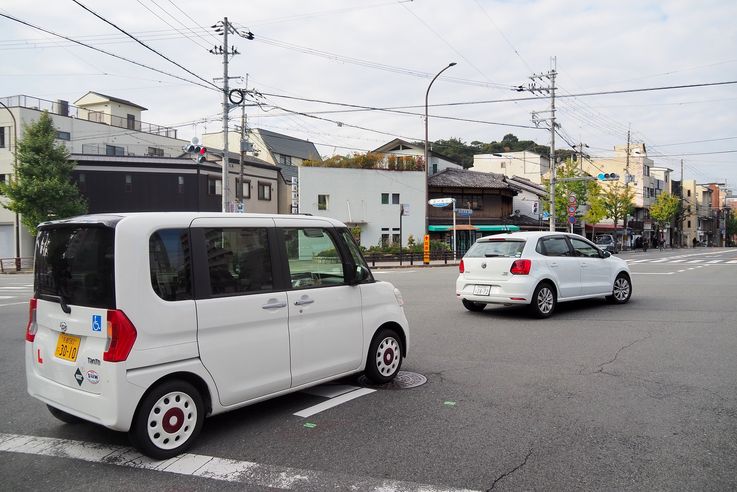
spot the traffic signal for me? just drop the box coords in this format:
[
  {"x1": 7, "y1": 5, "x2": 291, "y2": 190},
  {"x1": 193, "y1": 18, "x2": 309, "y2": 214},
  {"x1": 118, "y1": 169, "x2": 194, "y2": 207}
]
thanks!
[
  {"x1": 185, "y1": 138, "x2": 207, "y2": 163},
  {"x1": 597, "y1": 172, "x2": 619, "y2": 181}
]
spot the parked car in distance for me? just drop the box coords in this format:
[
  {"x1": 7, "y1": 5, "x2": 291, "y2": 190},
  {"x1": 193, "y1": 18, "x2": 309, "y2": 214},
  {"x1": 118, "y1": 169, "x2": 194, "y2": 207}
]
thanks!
[
  {"x1": 594, "y1": 234, "x2": 619, "y2": 253},
  {"x1": 456, "y1": 231, "x2": 632, "y2": 318},
  {"x1": 26, "y1": 212, "x2": 409, "y2": 459}
]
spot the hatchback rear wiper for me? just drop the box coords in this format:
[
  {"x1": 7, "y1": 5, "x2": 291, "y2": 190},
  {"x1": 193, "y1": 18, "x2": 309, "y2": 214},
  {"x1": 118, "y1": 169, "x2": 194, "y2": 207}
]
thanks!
[
  {"x1": 484, "y1": 254, "x2": 502, "y2": 257},
  {"x1": 44, "y1": 294, "x2": 72, "y2": 314}
]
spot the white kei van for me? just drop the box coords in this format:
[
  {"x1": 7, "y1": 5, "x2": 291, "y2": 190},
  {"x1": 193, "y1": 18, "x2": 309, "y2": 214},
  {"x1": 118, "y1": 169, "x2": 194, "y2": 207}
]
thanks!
[{"x1": 25, "y1": 213, "x2": 409, "y2": 459}]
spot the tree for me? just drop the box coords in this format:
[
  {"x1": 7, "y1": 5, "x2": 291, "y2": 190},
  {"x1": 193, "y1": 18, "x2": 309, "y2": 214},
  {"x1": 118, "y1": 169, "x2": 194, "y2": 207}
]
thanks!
[
  {"x1": 0, "y1": 111, "x2": 86, "y2": 235},
  {"x1": 726, "y1": 213, "x2": 737, "y2": 246},
  {"x1": 542, "y1": 158, "x2": 600, "y2": 226},
  {"x1": 583, "y1": 187, "x2": 607, "y2": 239},
  {"x1": 649, "y1": 192, "x2": 680, "y2": 241},
  {"x1": 599, "y1": 182, "x2": 635, "y2": 235}
]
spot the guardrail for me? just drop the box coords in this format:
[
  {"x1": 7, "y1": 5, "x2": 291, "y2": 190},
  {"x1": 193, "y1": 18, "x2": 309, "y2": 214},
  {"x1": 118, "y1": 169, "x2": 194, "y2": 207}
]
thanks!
[
  {"x1": 0, "y1": 257, "x2": 33, "y2": 273},
  {"x1": 365, "y1": 250, "x2": 463, "y2": 267}
]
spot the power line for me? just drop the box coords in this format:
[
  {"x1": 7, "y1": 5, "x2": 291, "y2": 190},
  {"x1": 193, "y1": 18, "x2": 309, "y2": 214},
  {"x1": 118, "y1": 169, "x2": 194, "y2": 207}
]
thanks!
[
  {"x1": 0, "y1": 12, "x2": 219, "y2": 92},
  {"x1": 71, "y1": 0, "x2": 220, "y2": 91},
  {"x1": 135, "y1": 0, "x2": 210, "y2": 51},
  {"x1": 650, "y1": 136, "x2": 737, "y2": 148}
]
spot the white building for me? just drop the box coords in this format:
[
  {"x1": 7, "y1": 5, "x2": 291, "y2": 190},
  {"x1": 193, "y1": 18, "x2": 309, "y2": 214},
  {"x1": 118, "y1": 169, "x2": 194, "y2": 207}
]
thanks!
[
  {"x1": 297, "y1": 167, "x2": 425, "y2": 248},
  {"x1": 0, "y1": 93, "x2": 186, "y2": 259},
  {"x1": 507, "y1": 176, "x2": 547, "y2": 221},
  {"x1": 472, "y1": 151, "x2": 550, "y2": 185},
  {"x1": 374, "y1": 138, "x2": 463, "y2": 176}
]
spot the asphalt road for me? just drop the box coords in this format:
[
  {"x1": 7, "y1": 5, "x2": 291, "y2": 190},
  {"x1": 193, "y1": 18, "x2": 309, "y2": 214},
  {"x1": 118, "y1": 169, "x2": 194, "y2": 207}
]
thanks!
[{"x1": 1, "y1": 247, "x2": 736, "y2": 491}]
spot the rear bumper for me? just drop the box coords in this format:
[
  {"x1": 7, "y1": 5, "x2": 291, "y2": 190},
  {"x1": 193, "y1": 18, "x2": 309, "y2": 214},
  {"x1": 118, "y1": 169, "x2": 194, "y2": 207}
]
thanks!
[
  {"x1": 25, "y1": 342, "x2": 143, "y2": 432},
  {"x1": 455, "y1": 277, "x2": 534, "y2": 305}
]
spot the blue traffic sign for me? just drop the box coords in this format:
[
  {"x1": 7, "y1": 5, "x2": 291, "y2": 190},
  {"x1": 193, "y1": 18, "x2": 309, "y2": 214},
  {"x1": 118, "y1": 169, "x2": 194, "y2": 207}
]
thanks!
[{"x1": 568, "y1": 216, "x2": 576, "y2": 224}]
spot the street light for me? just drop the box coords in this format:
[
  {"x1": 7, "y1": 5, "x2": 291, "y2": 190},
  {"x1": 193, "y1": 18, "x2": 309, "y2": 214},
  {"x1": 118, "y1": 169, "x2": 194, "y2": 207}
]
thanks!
[{"x1": 424, "y1": 62, "x2": 457, "y2": 237}]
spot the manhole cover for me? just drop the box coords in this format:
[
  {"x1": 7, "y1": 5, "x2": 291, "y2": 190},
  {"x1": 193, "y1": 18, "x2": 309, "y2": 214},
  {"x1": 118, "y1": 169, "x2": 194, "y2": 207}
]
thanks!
[{"x1": 357, "y1": 371, "x2": 427, "y2": 390}]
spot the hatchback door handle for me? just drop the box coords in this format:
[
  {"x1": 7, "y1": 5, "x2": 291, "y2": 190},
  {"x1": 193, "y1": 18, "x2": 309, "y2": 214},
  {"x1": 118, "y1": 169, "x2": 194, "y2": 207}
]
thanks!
[
  {"x1": 550, "y1": 262, "x2": 559, "y2": 268},
  {"x1": 294, "y1": 297, "x2": 314, "y2": 306},
  {"x1": 262, "y1": 300, "x2": 287, "y2": 310}
]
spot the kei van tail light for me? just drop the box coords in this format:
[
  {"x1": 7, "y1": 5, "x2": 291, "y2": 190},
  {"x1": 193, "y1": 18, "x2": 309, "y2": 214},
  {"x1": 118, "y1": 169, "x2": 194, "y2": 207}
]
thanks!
[
  {"x1": 459, "y1": 259, "x2": 465, "y2": 273},
  {"x1": 25, "y1": 298, "x2": 38, "y2": 342},
  {"x1": 510, "y1": 259, "x2": 532, "y2": 275},
  {"x1": 103, "y1": 309, "x2": 137, "y2": 362}
]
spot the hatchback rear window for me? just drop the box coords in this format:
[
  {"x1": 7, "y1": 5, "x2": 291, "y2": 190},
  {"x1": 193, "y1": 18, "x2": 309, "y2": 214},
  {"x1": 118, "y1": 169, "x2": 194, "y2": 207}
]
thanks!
[
  {"x1": 34, "y1": 226, "x2": 115, "y2": 309},
  {"x1": 465, "y1": 239, "x2": 526, "y2": 258}
]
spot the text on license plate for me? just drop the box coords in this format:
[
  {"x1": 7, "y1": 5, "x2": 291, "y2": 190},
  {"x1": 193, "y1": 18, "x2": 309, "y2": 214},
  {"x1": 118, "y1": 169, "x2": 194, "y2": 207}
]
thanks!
[
  {"x1": 55, "y1": 333, "x2": 80, "y2": 362},
  {"x1": 473, "y1": 285, "x2": 491, "y2": 296}
]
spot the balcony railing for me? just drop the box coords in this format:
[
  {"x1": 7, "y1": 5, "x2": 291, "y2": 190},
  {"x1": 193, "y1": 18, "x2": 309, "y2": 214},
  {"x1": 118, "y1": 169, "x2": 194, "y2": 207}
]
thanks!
[{"x1": 0, "y1": 95, "x2": 178, "y2": 139}]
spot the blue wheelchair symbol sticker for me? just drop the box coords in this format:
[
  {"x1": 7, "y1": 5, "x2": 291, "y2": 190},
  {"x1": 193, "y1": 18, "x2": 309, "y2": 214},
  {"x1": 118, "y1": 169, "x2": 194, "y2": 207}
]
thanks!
[{"x1": 92, "y1": 315, "x2": 102, "y2": 332}]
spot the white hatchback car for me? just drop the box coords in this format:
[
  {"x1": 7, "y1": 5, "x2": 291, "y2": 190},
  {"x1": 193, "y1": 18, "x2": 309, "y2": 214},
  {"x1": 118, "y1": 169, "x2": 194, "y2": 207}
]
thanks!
[
  {"x1": 456, "y1": 232, "x2": 632, "y2": 318},
  {"x1": 26, "y1": 212, "x2": 409, "y2": 459}
]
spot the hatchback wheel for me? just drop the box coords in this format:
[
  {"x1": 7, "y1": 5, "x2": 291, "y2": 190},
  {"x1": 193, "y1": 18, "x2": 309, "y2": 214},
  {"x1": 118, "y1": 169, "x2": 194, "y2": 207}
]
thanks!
[
  {"x1": 462, "y1": 299, "x2": 486, "y2": 312},
  {"x1": 607, "y1": 273, "x2": 632, "y2": 304},
  {"x1": 530, "y1": 282, "x2": 556, "y2": 318},
  {"x1": 365, "y1": 328, "x2": 403, "y2": 384},
  {"x1": 129, "y1": 380, "x2": 204, "y2": 460}
]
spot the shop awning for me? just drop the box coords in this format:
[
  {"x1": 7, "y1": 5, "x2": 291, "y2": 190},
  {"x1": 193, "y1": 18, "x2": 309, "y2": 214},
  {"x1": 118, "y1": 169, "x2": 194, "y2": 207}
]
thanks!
[{"x1": 428, "y1": 225, "x2": 520, "y2": 232}]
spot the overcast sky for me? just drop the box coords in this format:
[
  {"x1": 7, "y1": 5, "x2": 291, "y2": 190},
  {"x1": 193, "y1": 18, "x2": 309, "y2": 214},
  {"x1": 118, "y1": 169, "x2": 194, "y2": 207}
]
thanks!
[{"x1": 2, "y1": 0, "x2": 736, "y2": 188}]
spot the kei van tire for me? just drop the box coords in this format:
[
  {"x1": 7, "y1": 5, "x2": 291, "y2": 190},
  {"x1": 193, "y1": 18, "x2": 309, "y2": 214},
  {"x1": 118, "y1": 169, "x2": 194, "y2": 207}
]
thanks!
[
  {"x1": 364, "y1": 328, "x2": 403, "y2": 384},
  {"x1": 47, "y1": 404, "x2": 83, "y2": 424},
  {"x1": 129, "y1": 379, "x2": 204, "y2": 460}
]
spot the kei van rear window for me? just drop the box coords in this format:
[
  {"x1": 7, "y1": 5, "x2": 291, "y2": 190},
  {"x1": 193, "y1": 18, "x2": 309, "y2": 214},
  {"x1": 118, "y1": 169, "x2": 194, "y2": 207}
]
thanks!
[{"x1": 34, "y1": 225, "x2": 115, "y2": 309}]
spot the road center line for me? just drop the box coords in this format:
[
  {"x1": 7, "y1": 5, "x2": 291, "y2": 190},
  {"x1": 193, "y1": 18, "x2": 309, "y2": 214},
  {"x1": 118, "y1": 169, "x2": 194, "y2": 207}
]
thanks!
[
  {"x1": 0, "y1": 433, "x2": 476, "y2": 492},
  {"x1": 294, "y1": 387, "x2": 376, "y2": 418}
]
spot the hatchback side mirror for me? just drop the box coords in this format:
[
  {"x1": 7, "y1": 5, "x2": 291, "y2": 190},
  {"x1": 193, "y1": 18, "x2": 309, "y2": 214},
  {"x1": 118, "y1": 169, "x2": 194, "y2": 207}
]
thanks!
[
  {"x1": 347, "y1": 265, "x2": 370, "y2": 285},
  {"x1": 600, "y1": 250, "x2": 611, "y2": 258}
]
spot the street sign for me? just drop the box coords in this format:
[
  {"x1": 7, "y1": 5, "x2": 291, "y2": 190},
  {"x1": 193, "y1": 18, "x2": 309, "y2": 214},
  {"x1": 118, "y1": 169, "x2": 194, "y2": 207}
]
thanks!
[
  {"x1": 423, "y1": 234, "x2": 430, "y2": 265},
  {"x1": 542, "y1": 211, "x2": 550, "y2": 219},
  {"x1": 568, "y1": 216, "x2": 576, "y2": 224},
  {"x1": 401, "y1": 203, "x2": 410, "y2": 216},
  {"x1": 456, "y1": 208, "x2": 473, "y2": 217},
  {"x1": 568, "y1": 194, "x2": 577, "y2": 204},
  {"x1": 428, "y1": 198, "x2": 455, "y2": 207},
  {"x1": 567, "y1": 205, "x2": 577, "y2": 214}
]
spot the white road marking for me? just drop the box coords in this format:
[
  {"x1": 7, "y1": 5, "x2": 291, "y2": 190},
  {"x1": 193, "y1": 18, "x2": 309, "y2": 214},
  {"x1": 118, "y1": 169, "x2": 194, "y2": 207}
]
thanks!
[
  {"x1": 0, "y1": 433, "x2": 475, "y2": 491},
  {"x1": 0, "y1": 287, "x2": 32, "y2": 290},
  {"x1": 294, "y1": 388, "x2": 376, "y2": 418},
  {"x1": 650, "y1": 259, "x2": 669, "y2": 263},
  {"x1": 686, "y1": 260, "x2": 704, "y2": 263},
  {"x1": 631, "y1": 259, "x2": 652, "y2": 263},
  {"x1": 631, "y1": 272, "x2": 674, "y2": 275},
  {"x1": 0, "y1": 296, "x2": 14, "y2": 300},
  {"x1": 707, "y1": 260, "x2": 723, "y2": 264},
  {"x1": 0, "y1": 302, "x2": 28, "y2": 308},
  {"x1": 678, "y1": 270, "x2": 686, "y2": 273},
  {"x1": 728, "y1": 260, "x2": 737, "y2": 264},
  {"x1": 669, "y1": 260, "x2": 686, "y2": 263}
]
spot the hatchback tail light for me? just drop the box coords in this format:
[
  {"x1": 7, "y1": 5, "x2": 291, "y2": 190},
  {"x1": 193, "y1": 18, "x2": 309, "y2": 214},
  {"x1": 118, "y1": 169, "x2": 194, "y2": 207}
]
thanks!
[
  {"x1": 510, "y1": 259, "x2": 531, "y2": 275},
  {"x1": 459, "y1": 259, "x2": 465, "y2": 273},
  {"x1": 26, "y1": 298, "x2": 38, "y2": 342},
  {"x1": 103, "y1": 309, "x2": 137, "y2": 362}
]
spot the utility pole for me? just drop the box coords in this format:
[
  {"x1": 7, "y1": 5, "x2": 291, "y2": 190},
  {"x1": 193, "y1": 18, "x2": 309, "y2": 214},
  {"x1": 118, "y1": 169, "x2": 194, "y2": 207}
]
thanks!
[
  {"x1": 519, "y1": 57, "x2": 557, "y2": 231},
  {"x1": 211, "y1": 18, "x2": 242, "y2": 212},
  {"x1": 623, "y1": 128, "x2": 630, "y2": 249},
  {"x1": 681, "y1": 158, "x2": 685, "y2": 247}
]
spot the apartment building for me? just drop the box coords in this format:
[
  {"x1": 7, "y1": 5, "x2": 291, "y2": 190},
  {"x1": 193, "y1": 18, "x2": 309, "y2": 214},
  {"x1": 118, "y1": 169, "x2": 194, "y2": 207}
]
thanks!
[{"x1": 472, "y1": 151, "x2": 550, "y2": 185}]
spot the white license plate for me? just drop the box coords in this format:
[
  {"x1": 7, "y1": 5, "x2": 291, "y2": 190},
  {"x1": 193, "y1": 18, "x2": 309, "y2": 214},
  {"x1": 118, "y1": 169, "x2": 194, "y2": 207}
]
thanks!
[{"x1": 473, "y1": 285, "x2": 491, "y2": 296}]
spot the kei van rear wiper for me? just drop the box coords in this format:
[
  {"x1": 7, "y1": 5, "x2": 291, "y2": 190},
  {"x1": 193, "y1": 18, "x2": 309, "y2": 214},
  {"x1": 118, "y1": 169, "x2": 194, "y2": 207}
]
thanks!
[{"x1": 44, "y1": 294, "x2": 71, "y2": 314}]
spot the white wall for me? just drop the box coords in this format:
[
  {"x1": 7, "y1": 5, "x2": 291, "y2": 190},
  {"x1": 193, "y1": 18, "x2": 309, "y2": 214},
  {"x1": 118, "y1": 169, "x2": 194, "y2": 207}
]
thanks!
[
  {"x1": 472, "y1": 152, "x2": 548, "y2": 184},
  {"x1": 297, "y1": 167, "x2": 425, "y2": 248}
]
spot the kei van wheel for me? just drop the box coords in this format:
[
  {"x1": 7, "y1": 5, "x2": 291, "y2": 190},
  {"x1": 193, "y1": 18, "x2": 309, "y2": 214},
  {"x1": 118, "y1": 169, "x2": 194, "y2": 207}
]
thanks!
[
  {"x1": 365, "y1": 328, "x2": 403, "y2": 384},
  {"x1": 129, "y1": 379, "x2": 204, "y2": 460},
  {"x1": 530, "y1": 282, "x2": 556, "y2": 318},
  {"x1": 47, "y1": 405, "x2": 83, "y2": 424},
  {"x1": 607, "y1": 273, "x2": 632, "y2": 304},
  {"x1": 462, "y1": 299, "x2": 486, "y2": 312}
]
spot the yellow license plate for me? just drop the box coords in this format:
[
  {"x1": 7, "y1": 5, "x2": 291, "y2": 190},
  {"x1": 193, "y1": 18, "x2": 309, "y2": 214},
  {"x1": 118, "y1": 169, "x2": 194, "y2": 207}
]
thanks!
[{"x1": 55, "y1": 333, "x2": 80, "y2": 362}]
